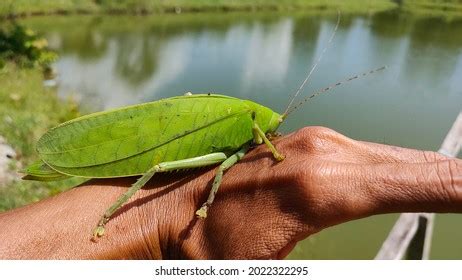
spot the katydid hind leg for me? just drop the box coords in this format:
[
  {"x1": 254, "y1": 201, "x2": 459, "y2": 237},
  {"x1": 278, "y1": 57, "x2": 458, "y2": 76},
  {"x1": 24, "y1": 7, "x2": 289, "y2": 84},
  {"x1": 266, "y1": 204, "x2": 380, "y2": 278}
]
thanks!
[
  {"x1": 93, "y1": 152, "x2": 227, "y2": 238},
  {"x1": 196, "y1": 145, "x2": 249, "y2": 219},
  {"x1": 93, "y1": 165, "x2": 159, "y2": 238}
]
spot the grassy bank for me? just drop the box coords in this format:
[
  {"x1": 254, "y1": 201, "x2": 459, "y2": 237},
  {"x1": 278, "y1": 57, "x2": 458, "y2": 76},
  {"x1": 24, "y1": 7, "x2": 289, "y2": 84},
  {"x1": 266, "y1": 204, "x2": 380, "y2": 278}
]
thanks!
[
  {"x1": 2, "y1": 1, "x2": 462, "y2": 19},
  {"x1": 401, "y1": 0, "x2": 462, "y2": 19},
  {"x1": 0, "y1": 63, "x2": 83, "y2": 211},
  {"x1": 0, "y1": 0, "x2": 397, "y2": 18}
]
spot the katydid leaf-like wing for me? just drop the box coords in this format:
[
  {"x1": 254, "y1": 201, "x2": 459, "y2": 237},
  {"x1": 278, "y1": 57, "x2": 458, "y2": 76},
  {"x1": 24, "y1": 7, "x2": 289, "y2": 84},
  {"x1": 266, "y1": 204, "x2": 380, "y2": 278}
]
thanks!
[{"x1": 36, "y1": 95, "x2": 252, "y2": 175}]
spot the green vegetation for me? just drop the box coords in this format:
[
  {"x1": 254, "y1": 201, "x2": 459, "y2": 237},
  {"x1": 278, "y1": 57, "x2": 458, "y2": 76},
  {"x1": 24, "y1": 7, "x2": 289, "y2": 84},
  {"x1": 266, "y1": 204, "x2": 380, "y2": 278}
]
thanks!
[
  {"x1": 2, "y1": 1, "x2": 462, "y2": 19},
  {"x1": 98, "y1": 0, "x2": 396, "y2": 13},
  {"x1": 0, "y1": 0, "x2": 396, "y2": 17},
  {"x1": 0, "y1": 20, "x2": 80, "y2": 211},
  {"x1": 0, "y1": 22, "x2": 58, "y2": 68},
  {"x1": 401, "y1": 0, "x2": 462, "y2": 19},
  {"x1": 0, "y1": 63, "x2": 83, "y2": 211},
  {"x1": 0, "y1": 0, "x2": 98, "y2": 17}
]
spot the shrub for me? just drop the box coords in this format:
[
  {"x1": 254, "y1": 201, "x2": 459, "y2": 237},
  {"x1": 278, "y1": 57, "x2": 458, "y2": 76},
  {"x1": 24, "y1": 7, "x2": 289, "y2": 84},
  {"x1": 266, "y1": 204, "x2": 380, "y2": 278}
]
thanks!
[{"x1": 0, "y1": 21, "x2": 57, "y2": 68}]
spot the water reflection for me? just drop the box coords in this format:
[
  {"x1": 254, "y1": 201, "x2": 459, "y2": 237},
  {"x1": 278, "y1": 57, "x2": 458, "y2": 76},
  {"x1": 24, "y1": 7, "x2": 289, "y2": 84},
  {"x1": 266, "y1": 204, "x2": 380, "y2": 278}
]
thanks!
[
  {"x1": 21, "y1": 12, "x2": 462, "y2": 259},
  {"x1": 55, "y1": 35, "x2": 193, "y2": 108},
  {"x1": 241, "y1": 18, "x2": 292, "y2": 92}
]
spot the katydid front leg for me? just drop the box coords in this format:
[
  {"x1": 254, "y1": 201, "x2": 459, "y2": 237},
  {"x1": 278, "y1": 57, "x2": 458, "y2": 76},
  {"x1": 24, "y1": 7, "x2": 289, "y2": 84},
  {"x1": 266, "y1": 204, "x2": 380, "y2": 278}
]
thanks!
[
  {"x1": 253, "y1": 122, "x2": 285, "y2": 161},
  {"x1": 93, "y1": 152, "x2": 227, "y2": 238}
]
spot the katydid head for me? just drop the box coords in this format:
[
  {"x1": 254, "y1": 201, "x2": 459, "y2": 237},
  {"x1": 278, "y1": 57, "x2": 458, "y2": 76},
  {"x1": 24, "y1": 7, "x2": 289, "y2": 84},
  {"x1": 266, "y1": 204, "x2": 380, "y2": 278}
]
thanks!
[
  {"x1": 269, "y1": 111, "x2": 284, "y2": 133},
  {"x1": 244, "y1": 100, "x2": 283, "y2": 134}
]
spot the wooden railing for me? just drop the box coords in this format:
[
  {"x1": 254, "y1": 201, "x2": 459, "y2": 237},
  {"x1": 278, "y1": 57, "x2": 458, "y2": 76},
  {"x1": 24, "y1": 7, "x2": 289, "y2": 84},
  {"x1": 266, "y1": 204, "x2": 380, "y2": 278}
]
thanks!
[{"x1": 375, "y1": 112, "x2": 462, "y2": 260}]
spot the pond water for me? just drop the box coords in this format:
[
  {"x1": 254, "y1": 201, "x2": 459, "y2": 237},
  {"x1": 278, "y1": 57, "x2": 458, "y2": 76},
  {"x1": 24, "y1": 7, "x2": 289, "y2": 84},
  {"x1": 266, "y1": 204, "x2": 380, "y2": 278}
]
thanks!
[{"x1": 22, "y1": 11, "x2": 462, "y2": 259}]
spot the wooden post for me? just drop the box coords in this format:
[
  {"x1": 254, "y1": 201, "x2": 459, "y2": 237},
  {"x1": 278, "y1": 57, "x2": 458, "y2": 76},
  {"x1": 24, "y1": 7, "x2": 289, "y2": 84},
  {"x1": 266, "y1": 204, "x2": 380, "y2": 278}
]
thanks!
[{"x1": 375, "y1": 112, "x2": 462, "y2": 260}]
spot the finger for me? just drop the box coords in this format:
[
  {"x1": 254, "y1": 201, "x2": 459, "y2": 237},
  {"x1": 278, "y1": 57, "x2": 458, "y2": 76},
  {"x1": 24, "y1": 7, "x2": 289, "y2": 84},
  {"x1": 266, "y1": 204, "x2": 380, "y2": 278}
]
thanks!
[
  {"x1": 357, "y1": 140, "x2": 451, "y2": 164},
  {"x1": 362, "y1": 159, "x2": 462, "y2": 215}
]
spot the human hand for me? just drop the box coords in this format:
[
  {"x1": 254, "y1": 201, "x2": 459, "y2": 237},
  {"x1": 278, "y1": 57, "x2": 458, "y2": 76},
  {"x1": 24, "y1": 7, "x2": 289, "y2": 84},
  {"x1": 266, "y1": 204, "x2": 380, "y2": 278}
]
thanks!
[{"x1": 1, "y1": 127, "x2": 460, "y2": 259}]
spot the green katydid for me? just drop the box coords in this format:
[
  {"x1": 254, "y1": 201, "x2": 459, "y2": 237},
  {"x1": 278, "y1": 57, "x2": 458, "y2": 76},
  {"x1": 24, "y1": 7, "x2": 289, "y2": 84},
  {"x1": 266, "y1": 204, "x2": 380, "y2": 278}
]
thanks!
[{"x1": 21, "y1": 12, "x2": 385, "y2": 239}]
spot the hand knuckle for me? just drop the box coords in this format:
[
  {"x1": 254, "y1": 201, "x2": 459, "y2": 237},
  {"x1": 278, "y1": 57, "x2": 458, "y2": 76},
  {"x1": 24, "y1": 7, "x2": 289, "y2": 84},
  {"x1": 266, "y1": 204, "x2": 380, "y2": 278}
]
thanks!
[
  {"x1": 297, "y1": 126, "x2": 335, "y2": 139},
  {"x1": 293, "y1": 126, "x2": 338, "y2": 153}
]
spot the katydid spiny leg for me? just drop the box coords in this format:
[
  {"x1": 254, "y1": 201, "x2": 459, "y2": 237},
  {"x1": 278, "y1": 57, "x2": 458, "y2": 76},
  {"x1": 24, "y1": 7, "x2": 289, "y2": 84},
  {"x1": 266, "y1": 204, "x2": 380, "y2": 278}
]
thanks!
[
  {"x1": 93, "y1": 152, "x2": 227, "y2": 238},
  {"x1": 196, "y1": 144, "x2": 250, "y2": 218}
]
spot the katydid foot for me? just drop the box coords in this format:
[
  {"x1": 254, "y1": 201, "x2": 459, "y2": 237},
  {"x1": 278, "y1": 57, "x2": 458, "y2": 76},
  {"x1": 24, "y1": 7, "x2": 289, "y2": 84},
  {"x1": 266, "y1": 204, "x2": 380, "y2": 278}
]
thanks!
[
  {"x1": 92, "y1": 214, "x2": 110, "y2": 239},
  {"x1": 195, "y1": 203, "x2": 209, "y2": 219}
]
